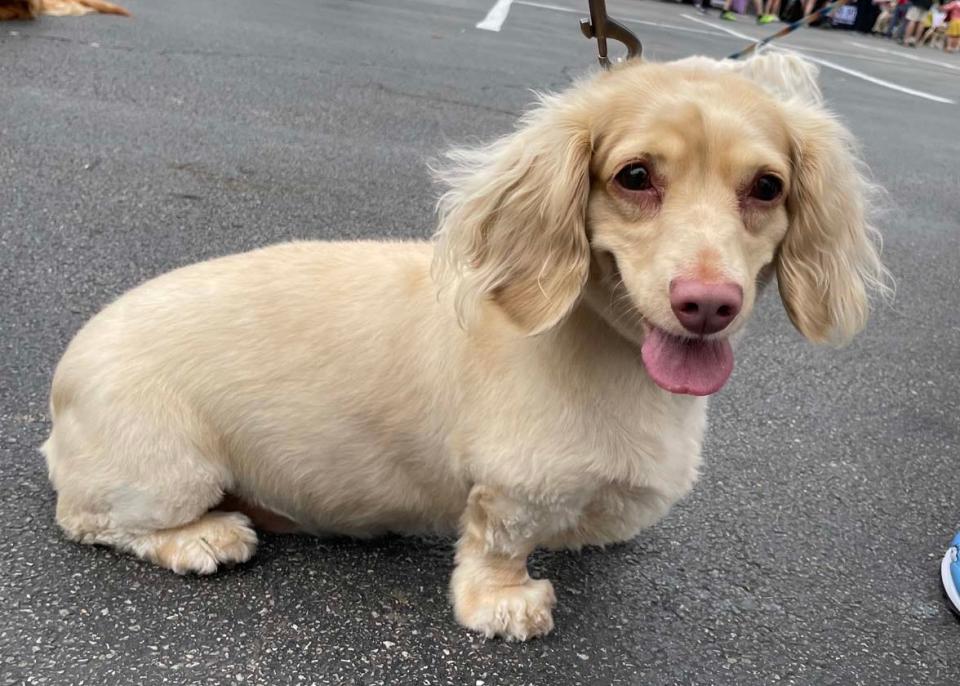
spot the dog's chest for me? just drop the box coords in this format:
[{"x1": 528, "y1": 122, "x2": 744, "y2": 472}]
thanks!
[
  {"x1": 584, "y1": 391, "x2": 707, "y2": 494},
  {"x1": 567, "y1": 401, "x2": 706, "y2": 546}
]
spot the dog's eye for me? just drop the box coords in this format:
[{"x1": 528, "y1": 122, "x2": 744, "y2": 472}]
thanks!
[
  {"x1": 749, "y1": 174, "x2": 783, "y2": 202},
  {"x1": 614, "y1": 163, "x2": 653, "y2": 192}
]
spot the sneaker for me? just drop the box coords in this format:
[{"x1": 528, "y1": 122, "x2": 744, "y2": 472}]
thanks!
[
  {"x1": 720, "y1": 9, "x2": 737, "y2": 20},
  {"x1": 942, "y1": 533, "x2": 960, "y2": 616},
  {"x1": 758, "y1": 13, "x2": 776, "y2": 23}
]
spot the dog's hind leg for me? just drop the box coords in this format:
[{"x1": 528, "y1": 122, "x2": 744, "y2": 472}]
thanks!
[
  {"x1": 114, "y1": 511, "x2": 257, "y2": 575},
  {"x1": 43, "y1": 405, "x2": 257, "y2": 575}
]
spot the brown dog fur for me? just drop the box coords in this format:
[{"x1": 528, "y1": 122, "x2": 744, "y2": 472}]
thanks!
[{"x1": 0, "y1": 0, "x2": 129, "y2": 20}]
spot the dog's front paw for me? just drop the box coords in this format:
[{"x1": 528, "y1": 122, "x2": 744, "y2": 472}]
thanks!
[{"x1": 453, "y1": 577, "x2": 556, "y2": 641}]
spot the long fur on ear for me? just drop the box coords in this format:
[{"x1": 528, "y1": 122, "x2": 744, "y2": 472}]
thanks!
[
  {"x1": 730, "y1": 51, "x2": 823, "y2": 105},
  {"x1": 777, "y1": 101, "x2": 892, "y2": 344},
  {"x1": 675, "y1": 52, "x2": 823, "y2": 105},
  {"x1": 432, "y1": 93, "x2": 592, "y2": 335}
]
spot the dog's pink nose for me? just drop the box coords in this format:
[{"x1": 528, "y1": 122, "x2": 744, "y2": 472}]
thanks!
[{"x1": 669, "y1": 279, "x2": 743, "y2": 335}]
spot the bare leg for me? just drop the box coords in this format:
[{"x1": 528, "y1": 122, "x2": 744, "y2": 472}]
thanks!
[
  {"x1": 913, "y1": 19, "x2": 925, "y2": 41},
  {"x1": 904, "y1": 19, "x2": 918, "y2": 42}
]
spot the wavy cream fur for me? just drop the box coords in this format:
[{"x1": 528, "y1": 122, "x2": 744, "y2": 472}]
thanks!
[
  {"x1": 433, "y1": 90, "x2": 593, "y2": 334},
  {"x1": 43, "y1": 54, "x2": 887, "y2": 641}
]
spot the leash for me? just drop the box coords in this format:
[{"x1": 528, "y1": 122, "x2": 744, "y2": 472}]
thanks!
[
  {"x1": 727, "y1": 0, "x2": 851, "y2": 59},
  {"x1": 580, "y1": 0, "x2": 642, "y2": 67},
  {"x1": 579, "y1": 0, "x2": 851, "y2": 65}
]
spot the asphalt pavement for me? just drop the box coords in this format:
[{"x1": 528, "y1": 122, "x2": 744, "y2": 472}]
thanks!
[{"x1": 1, "y1": 0, "x2": 958, "y2": 683}]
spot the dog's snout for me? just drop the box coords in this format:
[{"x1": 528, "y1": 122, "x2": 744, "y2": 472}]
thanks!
[{"x1": 669, "y1": 279, "x2": 743, "y2": 335}]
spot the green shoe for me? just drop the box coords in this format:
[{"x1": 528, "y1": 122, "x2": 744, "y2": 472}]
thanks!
[
  {"x1": 720, "y1": 9, "x2": 736, "y2": 20},
  {"x1": 758, "y1": 13, "x2": 776, "y2": 23}
]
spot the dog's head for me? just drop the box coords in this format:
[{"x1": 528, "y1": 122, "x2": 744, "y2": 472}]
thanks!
[{"x1": 434, "y1": 54, "x2": 890, "y2": 396}]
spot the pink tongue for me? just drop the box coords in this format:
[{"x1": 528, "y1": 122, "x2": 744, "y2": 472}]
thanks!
[{"x1": 641, "y1": 328, "x2": 734, "y2": 396}]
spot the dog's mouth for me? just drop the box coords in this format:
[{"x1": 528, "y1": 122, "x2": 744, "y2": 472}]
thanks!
[
  {"x1": 600, "y1": 253, "x2": 734, "y2": 396},
  {"x1": 640, "y1": 327, "x2": 734, "y2": 396}
]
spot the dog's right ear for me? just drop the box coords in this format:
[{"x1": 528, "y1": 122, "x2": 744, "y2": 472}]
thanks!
[{"x1": 432, "y1": 94, "x2": 592, "y2": 335}]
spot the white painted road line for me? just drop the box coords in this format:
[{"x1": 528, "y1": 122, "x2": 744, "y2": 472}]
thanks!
[
  {"x1": 797, "y1": 54, "x2": 955, "y2": 104},
  {"x1": 518, "y1": 1, "x2": 730, "y2": 38},
  {"x1": 681, "y1": 13, "x2": 955, "y2": 104},
  {"x1": 791, "y1": 44, "x2": 903, "y2": 65},
  {"x1": 477, "y1": 0, "x2": 514, "y2": 31},
  {"x1": 848, "y1": 40, "x2": 960, "y2": 73}
]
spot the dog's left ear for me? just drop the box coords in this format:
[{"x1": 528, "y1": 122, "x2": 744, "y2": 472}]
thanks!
[
  {"x1": 776, "y1": 102, "x2": 891, "y2": 344},
  {"x1": 433, "y1": 95, "x2": 592, "y2": 335}
]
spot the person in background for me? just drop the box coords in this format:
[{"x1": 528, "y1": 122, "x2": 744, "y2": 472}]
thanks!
[
  {"x1": 872, "y1": 0, "x2": 895, "y2": 32},
  {"x1": 918, "y1": 4, "x2": 946, "y2": 45},
  {"x1": 801, "y1": 0, "x2": 838, "y2": 23},
  {"x1": 886, "y1": 0, "x2": 911, "y2": 37},
  {"x1": 721, "y1": 0, "x2": 778, "y2": 21},
  {"x1": 764, "y1": 0, "x2": 784, "y2": 20},
  {"x1": 902, "y1": 0, "x2": 933, "y2": 44},
  {"x1": 940, "y1": 0, "x2": 960, "y2": 49}
]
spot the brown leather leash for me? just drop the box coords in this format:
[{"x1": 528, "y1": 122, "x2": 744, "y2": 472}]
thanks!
[{"x1": 579, "y1": 0, "x2": 642, "y2": 67}]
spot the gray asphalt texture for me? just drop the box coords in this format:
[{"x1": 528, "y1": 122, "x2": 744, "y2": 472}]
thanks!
[{"x1": 1, "y1": 0, "x2": 958, "y2": 683}]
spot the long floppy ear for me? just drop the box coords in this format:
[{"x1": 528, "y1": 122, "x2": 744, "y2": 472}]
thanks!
[
  {"x1": 777, "y1": 102, "x2": 892, "y2": 344},
  {"x1": 432, "y1": 93, "x2": 592, "y2": 335}
]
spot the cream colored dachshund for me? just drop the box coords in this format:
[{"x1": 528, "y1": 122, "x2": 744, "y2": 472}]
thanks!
[{"x1": 43, "y1": 53, "x2": 889, "y2": 641}]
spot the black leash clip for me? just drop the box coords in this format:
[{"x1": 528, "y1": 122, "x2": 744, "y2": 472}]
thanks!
[{"x1": 580, "y1": 0, "x2": 642, "y2": 68}]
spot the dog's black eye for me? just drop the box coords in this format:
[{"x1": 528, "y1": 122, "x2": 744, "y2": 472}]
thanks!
[
  {"x1": 750, "y1": 174, "x2": 783, "y2": 202},
  {"x1": 614, "y1": 162, "x2": 653, "y2": 192}
]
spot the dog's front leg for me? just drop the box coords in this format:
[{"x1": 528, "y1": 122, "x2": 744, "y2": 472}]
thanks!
[{"x1": 451, "y1": 484, "x2": 578, "y2": 641}]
